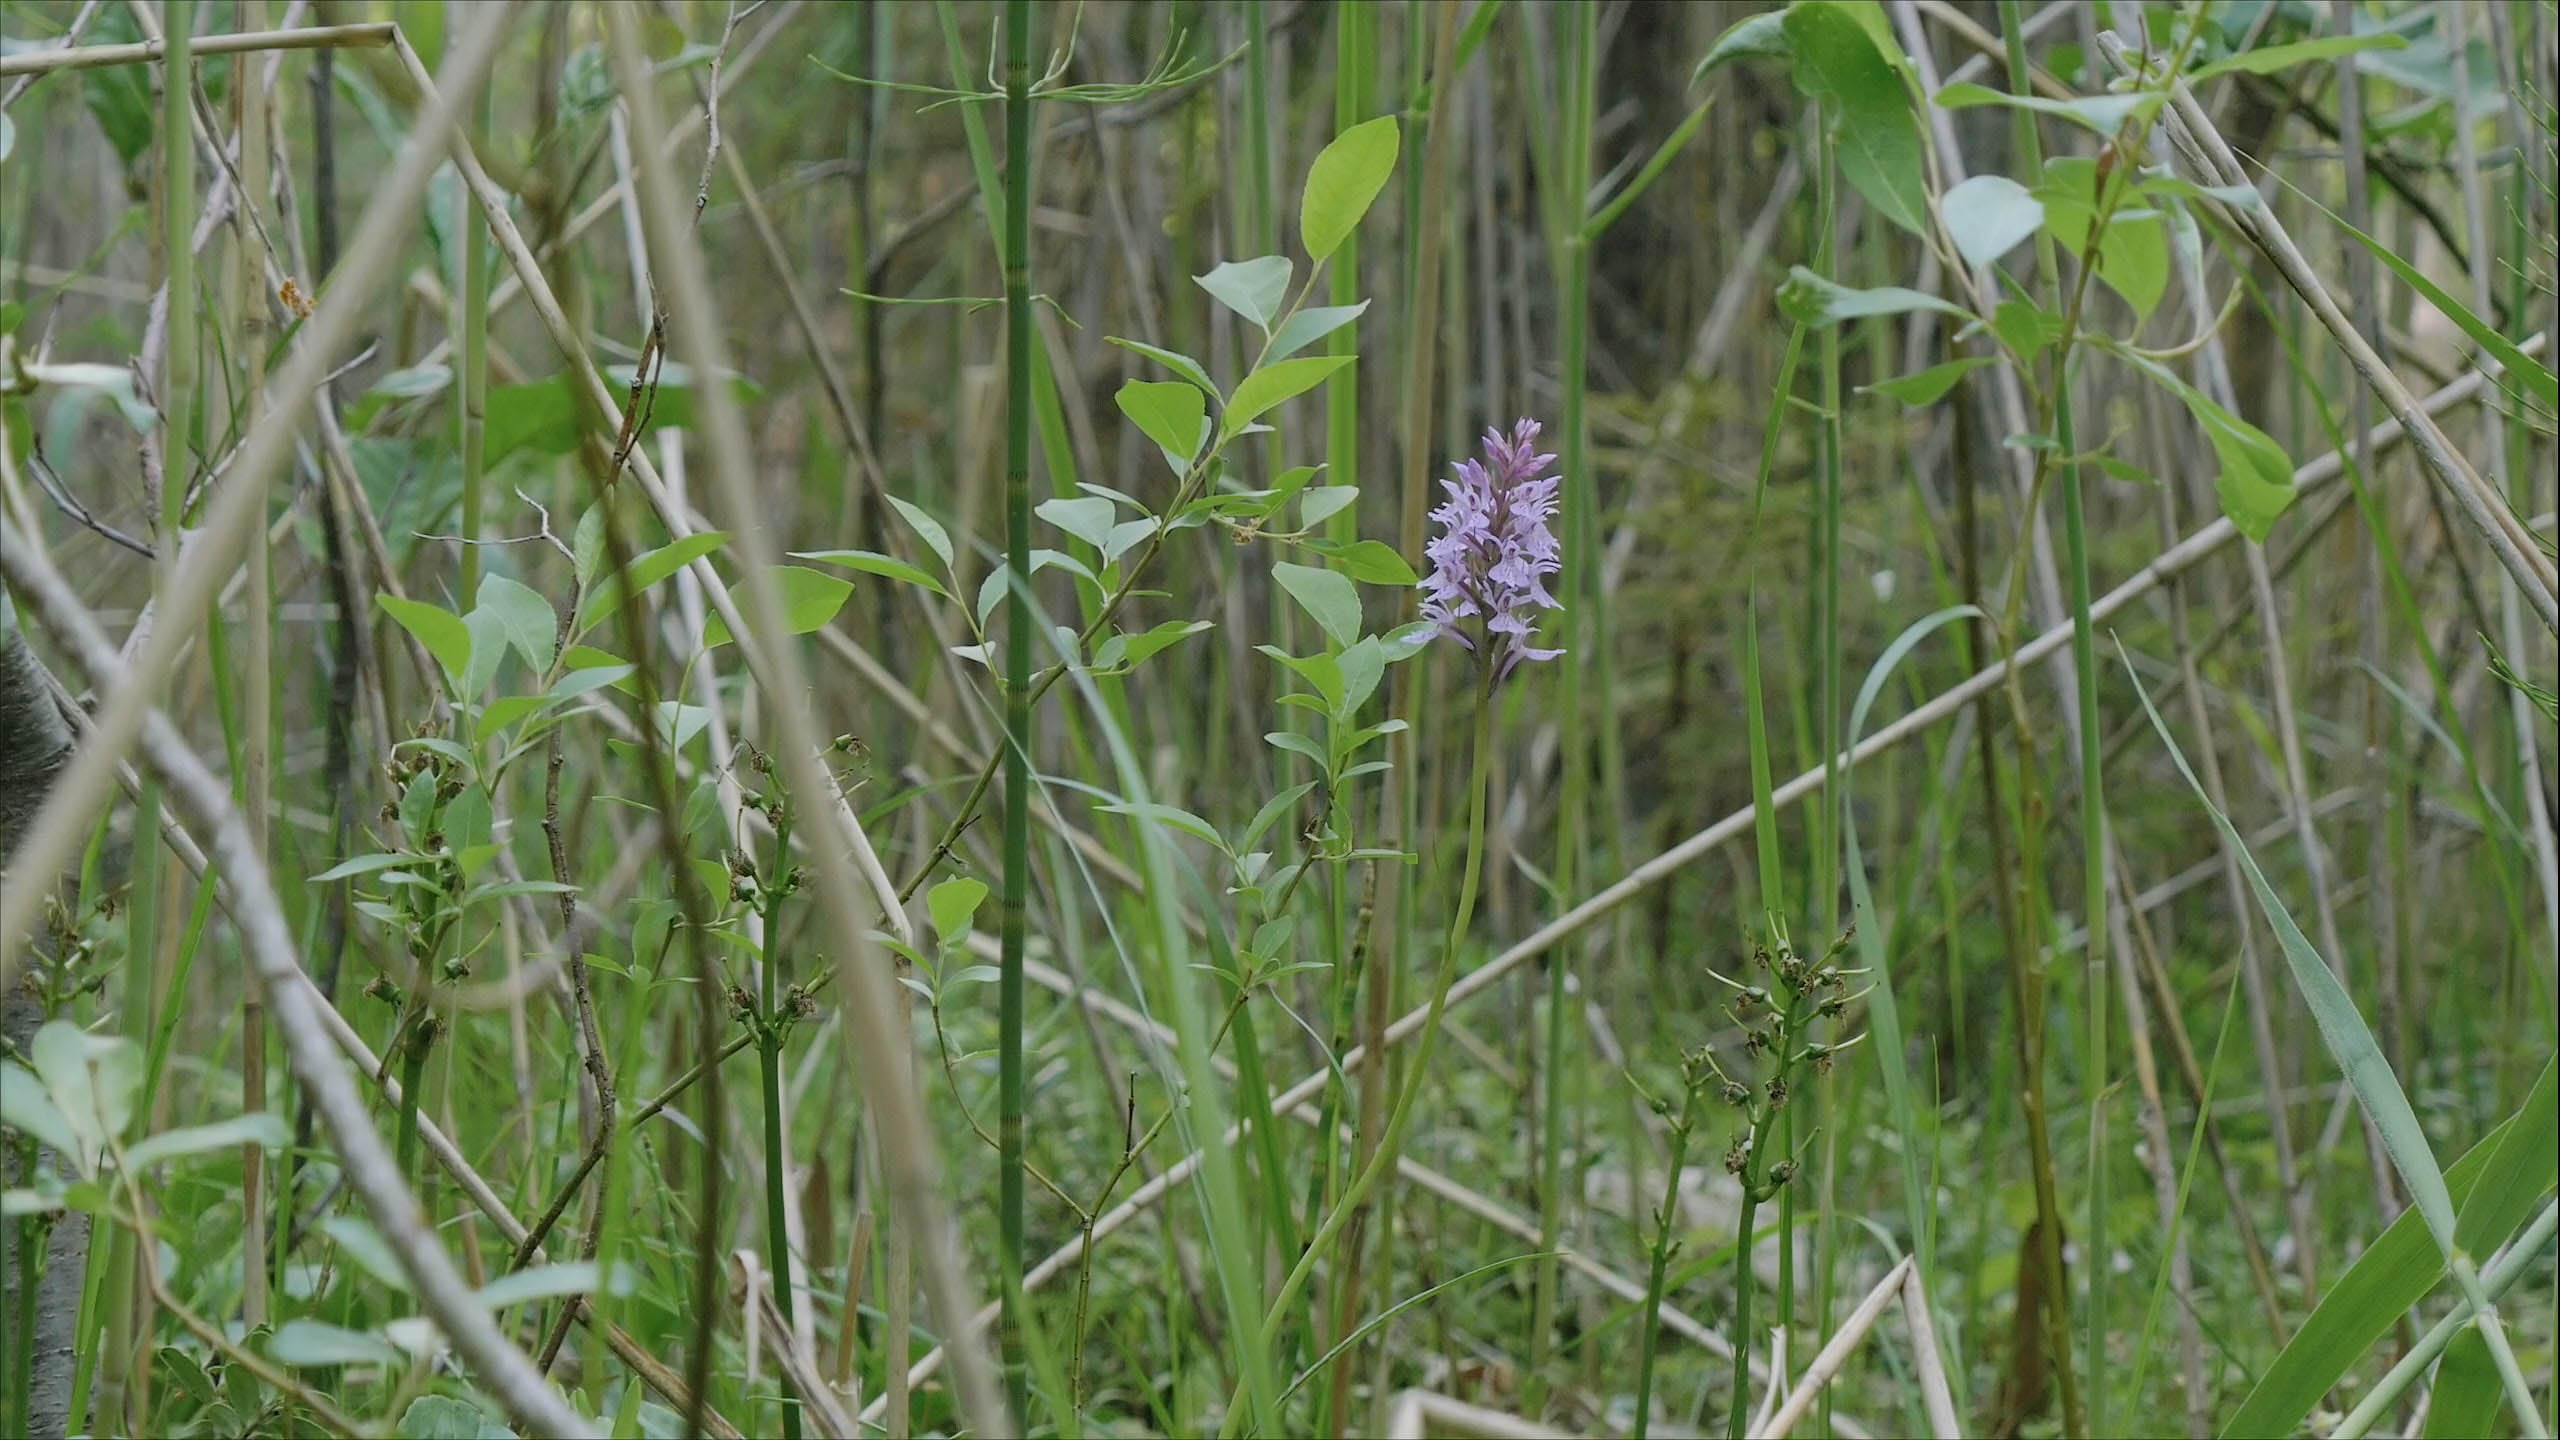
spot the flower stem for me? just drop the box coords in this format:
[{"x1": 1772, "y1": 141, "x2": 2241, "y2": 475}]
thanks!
[{"x1": 1245, "y1": 663, "x2": 1499, "y2": 1423}]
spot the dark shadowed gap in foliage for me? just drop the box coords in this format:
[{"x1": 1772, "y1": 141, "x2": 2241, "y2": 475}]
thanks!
[{"x1": 2, "y1": 616, "x2": 86, "y2": 1440}]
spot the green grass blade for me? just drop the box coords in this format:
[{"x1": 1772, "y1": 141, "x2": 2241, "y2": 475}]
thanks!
[
  {"x1": 2456, "y1": 1056, "x2": 2558, "y2": 1260},
  {"x1": 2221, "y1": 1113, "x2": 2523, "y2": 1436},
  {"x1": 2118, "y1": 636, "x2": 2460, "y2": 1244},
  {"x1": 2421, "y1": 1329, "x2": 2504, "y2": 1440}
]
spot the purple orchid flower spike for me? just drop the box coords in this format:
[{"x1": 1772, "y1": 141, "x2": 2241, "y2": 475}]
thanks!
[{"x1": 1420, "y1": 419, "x2": 1566, "y2": 681}]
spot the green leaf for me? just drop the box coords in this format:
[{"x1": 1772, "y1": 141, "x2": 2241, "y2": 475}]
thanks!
[
  {"x1": 1270, "y1": 561, "x2": 1363, "y2": 650},
  {"x1": 573, "y1": 504, "x2": 608, "y2": 590},
  {"x1": 462, "y1": 605, "x2": 509, "y2": 698},
  {"x1": 2456, "y1": 1056, "x2": 2558, "y2": 1259},
  {"x1": 2038, "y1": 155, "x2": 2167, "y2": 321},
  {"x1": 1105, "y1": 337, "x2": 1219, "y2": 397},
  {"x1": 321, "y1": 1213, "x2": 413, "y2": 1291},
  {"x1": 1933, "y1": 81, "x2": 2164, "y2": 137},
  {"x1": 791, "y1": 549, "x2": 950, "y2": 598},
  {"x1": 2115, "y1": 350, "x2": 2297, "y2": 541},
  {"x1": 2420, "y1": 1330, "x2": 2502, "y2": 1440},
  {"x1": 270, "y1": 1320, "x2": 400, "y2": 1369},
  {"x1": 1992, "y1": 299, "x2": 2067, "y2": 361},
  {"x1": 473, "y1": 575, "x2": 559, "y2": 673},
  {"x1": 2125, "y1": 636, "x2": 2462, "y2": 1267},
  {"x1": 1226, "y1": 355, "x2": 1359, "y2": 436},
  {"x1": 2190, "y1": 31, "x2": 2408, "y2": 82},
  {"x1": 398, "y1": 1394, "x2": 516, "y2": 1440},
  {"x1": 884, "y1": 496, "x2": 955, "y2": 573},
  {"x1": 1377, "y1": 619, "x2": 1436, "y2": 663},
  {"x1": 1776, "y1": 266, "x2": 1969, "y2": 327},
  {"x1": 311, "y1": 851, "x2": 418, "y2": 882},
  {"x1": 1096, "y1": 802, "x2": 1225, "y2": 848},
  {"x1": 703, "y1": 566, "x2": 854, "y2": 648},
  {"x1": 1104, "y1": 518, "x2": 1158, "y2": 564},
  {"x1": 477, "y1": 695, "x2": 547, "y2": 745},
  {"x1": 29, "y1": 1021, "x2": 138, "y2": 1172},
  {"x1": 1864, "y1": 356, "x2": 1995, "y2": 406},
  {"x1": 474, "y1": 1261, "x2": 604, "y2": 1311},
  {"x1": 1301, "y1": 115, "x2": 1400, "y2": 261},
  {"x1": 483, "y1": 376, "x2": 583, "y2": 462},
  {"x1": 1096, "y1": 619, "x2": 1212, "y2": 672},
  {"x1": 1263, "y1": 730, "x2": 1331, "y2": 769},
  {"x1": 377, "y1": 594, "x2": 471, "y2": 687},
  {"x1": 1693, "y1": 9, "x2": 1790, "y2": 85},
  {"x1": 576, "y1": 531, "x2": 730, "y2": 633},
  {"x1": 928, "y1": 877, "x2": 989, "y2": 946},
  {"x1": 1266, "y1": 302, "x2": 1368, "y2": 362},
  {"x1": 77, "y1": 9, "x2": 154, "y2": 168},
  {"x1": 1036, "y1": 495, "x2": 1120, "y2": 551},
  {"x1": 0, "y1": 1061, "x2": 81, "y2": 1168},
  {"x1": 1335, "y1": 635, "x2": 1384, "y2": 717},
  {"x1": 1785, "y1": 2, "x2": 1928, "y2": 236},
  {"x1": 1238, "y1": 782, "x2": 1318, "y2": 851},
  {"x1": 1256, "y1": 644, "x2": 1345, "y2": 713},
  {"x1": 124, "y1": 1113, "x2": 291, "y2": 1172},
  {"x1": 2192, "y1": 403, "x2": 2297, "y2": 547},
  {"x1": 2220, "y1": 1113, "x2": 2522, "y2": 1437},
  {"x1": 1941, "y1": 174, "x2": 2043, "y2": 269},
  {"x1": 1299, "y1": 485, "x2": 1360, "y2": 530},
  {"x1": 1325, "y1": 540, "x2": 1418, "y2": 587},
  {"x1": 21, "y1": 362, "x2": 158, "y2": 432},
  {"x1": 366, "y1": 363, "x2": 453, "y2": 402},
  {"x1": 1116, "y1": 379, "x2": 1210, "y2": 467},
  {"x1": 1195, "y1": 256, "x2": 1293, "y2": 331}
]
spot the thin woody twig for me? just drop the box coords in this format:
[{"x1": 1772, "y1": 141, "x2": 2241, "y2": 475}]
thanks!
[{"x1": 0, "y1": 19, "x2": 395, "y2": 77}]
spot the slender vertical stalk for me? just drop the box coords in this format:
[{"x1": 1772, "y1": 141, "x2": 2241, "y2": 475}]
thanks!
[
  {"x1": 1630, "y1": 1064, "x2": 1707, "y2": 1439},
  {"x1": 1246, "y1": 669, "x2": 1498, "y2": 1428},
  {"x1": 230, "y1": 0, "x2": 274, "y2": 1336},
  {"x1": 160, "y1": 2, "x2": 194, "y2": 566},
  {"x1": 2329, "y1": 0, "x2": 2400, "y2": 1169},
  {"x1": 1997, "y1": 8, "x2": 2100, "y2": 1430},
  {"x1": 758, "y1": 808, "x2": 805, "y2": 1440},
  {"x1": 1531, "y1": 3, "x2": 1595, "y2": 1407},
  {"x1": 1789, "y1": 89, "x2": 1850, "y2": 1381},
  {"x1": 457, "y1": 32, "x2": 490, "y2": 606},
  {"x1": 116, "y1": 6, "x2": 198, "y2": 1424},
  {"x1": 997, "y1": 0, "x2": 1034, "y2": 1417},
  {"x1": 1324, "y1": 2, "x2": 1372, "y2": 550},
  {"x1": 1321, "y1": 6, "x2": 1378, "y2": 1422},
  {"x1": 1332, "y1": 13, "x2": 1460, "y2": 1429}
]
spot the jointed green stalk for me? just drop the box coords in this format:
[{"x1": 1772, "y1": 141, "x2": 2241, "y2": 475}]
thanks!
[{"x1": 998, "y1": 0, "x2": 1034, "y2": 1415}]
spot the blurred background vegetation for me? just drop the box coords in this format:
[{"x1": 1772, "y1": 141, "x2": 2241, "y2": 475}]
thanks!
[{"x1": 2, "y1": 1, "x2": 2554, "y2": 1437}]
